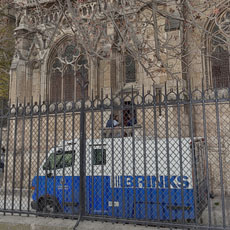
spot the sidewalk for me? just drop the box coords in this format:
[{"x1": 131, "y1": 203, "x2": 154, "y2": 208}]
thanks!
[
  {"x1": 0, "y1": 215, "x2": 170, "y2": 230},
  {"x1": 0, "y1": 196, "x2": 229, "y2": 230}
]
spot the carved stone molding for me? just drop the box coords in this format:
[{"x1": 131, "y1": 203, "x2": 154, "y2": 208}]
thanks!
[{"x1": 27, "y1": 0, "x2": 55, "y2": 7}]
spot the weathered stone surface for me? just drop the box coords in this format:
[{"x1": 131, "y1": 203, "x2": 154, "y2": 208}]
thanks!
[{"x1": 0, "y1": 215, "x2": 171, "y2": 230}]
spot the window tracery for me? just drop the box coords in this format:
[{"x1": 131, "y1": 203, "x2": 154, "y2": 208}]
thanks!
[
  {"x1": 49, "y1": 39, "x2": 88, "y2": 103},
  {"x1": 208, "y1": 9, "x2": 230, "y2": 88}
]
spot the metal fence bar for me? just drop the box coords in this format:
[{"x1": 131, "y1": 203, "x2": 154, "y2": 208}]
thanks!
[
  {"x1": 3, "y1": 100, "x2": 10, "y2": 215},
  {"x1": 142, "y1": 85, "x2": 148, "y2": 220},
  {"x1": 0, "y1": 100, "x2": 4, "y2": 172},
  {"x1": 214, "y1": 87, "x2": 226, "y2": 228},
  {"x1": 36, "y1": 97, "x2": 42, "y2": 215},
  {"x1": 176, "y1": 83, "x2": 185, "y2": 223},
  {"x1": 11, "y1": 99, "x2": 18, "y2": 214},
  {"x1": 110, "y1": 89, "x2": 115, "y2": 219},
  {"x1": 44, "y1": 101, "x2": 50, "y2": 215},
  {"x1": 71, "y1": 101, "x2": 76, "y2": 217},
  {"x1": 164, "y1": 85, "x2": 172, "y2": 224},
  {"x1": 62, "y1": 101, "x2": 67, "y2": 213},
  {"x1": 131, "y1": 87, "x2": 137, "y2": 220},
  {"x1": 27, "y1": 98, "x2": 33, "y2": 215},
  {"x1": 120, "y1": 89, "x2": 125, "y2": 219},
  {"x1": 19, "y1": 99, "x2": 26, "y2": 214},
  {"x1": 52, "y1": 102, "x2": 58, "y2": 215},
  {"x1": 188, "y1": 82, "x2": 198, "y2": 226},
  {"x1": 0, "y1": 100, "x2": 4, "y2": 208},
  {"x1": 79, "y1": 92, "x2": 86, "y2": 217},
  {"x1": 153, "y1": 86, "x2": 160, "y2": 222},
  {"x1": 100, "y1": 88, "x2": 105, "y2": 217},
  {"x1": 201, "y1": 80, "x2": 212, "y2": 227},
  {"x1": 90, "y1": 92, "x2": 95, "y2": 216}
]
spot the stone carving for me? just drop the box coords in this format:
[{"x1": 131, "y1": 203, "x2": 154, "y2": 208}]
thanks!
[
  {"x1": 27, "y1": 0, "x2": 55, "y2": 7},
  {"x1": 19, "y1": 13, "x2": 29, "y2": 26},
  {"x1": 32, "y1": 61, "x2": 40, "y2": 69},
  {"x1": 217, "y1": 10, "x2": 230, "y2": 38}
]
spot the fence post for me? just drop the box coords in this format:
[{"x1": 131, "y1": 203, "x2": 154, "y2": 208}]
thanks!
[{"x1": 79, "y1": 64, "x2": 88, "y2": 217}]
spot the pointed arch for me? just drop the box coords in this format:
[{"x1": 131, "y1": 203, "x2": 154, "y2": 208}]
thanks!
[
  {"x1": 204, "y1": 5, "x2": 230, "y2": 88},
  {"x1": 47, "y1": 36, "x2": 88, "y2": 103}
]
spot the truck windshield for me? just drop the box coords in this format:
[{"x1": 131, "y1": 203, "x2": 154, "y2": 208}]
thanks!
[{"x1": 43, "y1": 150, "x2": 75, "y2": 170}]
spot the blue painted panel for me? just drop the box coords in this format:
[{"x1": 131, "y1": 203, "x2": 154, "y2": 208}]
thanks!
[{"x1": 32, "y1": 175, "x2": 195, "y2": 220}]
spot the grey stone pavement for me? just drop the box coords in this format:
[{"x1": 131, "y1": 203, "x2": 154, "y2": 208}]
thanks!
[{"x1": 0, "y1": 215, "x2": 173, "y2": 230}]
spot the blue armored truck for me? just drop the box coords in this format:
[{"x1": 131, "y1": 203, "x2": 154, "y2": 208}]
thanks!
[{"x1": 31, "y1": 137, "x2": 207, "y2": 220}]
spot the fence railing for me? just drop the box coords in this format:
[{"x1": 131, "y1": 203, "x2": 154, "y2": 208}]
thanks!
[{"x1": 0, "y1": 85, "x2": 230, "y2": 229}]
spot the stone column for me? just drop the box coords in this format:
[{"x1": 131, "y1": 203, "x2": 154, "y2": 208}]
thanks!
[
  {"x1": 10, "y1": 15, "x2": 33, "y2": 105},
  {"x1": 31, "y1": 61, "x2": 41, "y2": 103}
]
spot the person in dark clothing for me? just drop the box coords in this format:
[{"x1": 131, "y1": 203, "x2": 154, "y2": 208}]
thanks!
[
  {"x1": 127, "y1": 114, "x2": 137, "y2": 126},
  {"x1": 113, "y1": 115, "x2": 119, "y2": 127},
  {"x1": 0, "y1": 147, "x2": 5, "y2": 173},
  {"x1": 106, "y1": 115, "x2": 113, "y2": 127},
  {"x1": 106, "y1": 115, "x2": 119, "y2": 127}
]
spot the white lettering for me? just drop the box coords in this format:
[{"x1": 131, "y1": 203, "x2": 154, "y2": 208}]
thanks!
[{"x1": 108, "y1": 201, "x2": 119, "y2": 207}]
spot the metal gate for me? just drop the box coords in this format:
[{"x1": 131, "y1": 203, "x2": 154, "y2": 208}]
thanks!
[{"x1": 0, "y1": 84, "x2": 230, "y2": 230}]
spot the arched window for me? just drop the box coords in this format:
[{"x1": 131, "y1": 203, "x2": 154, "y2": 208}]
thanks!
[
  {"x1": 125, "y1": 55, "x2": 136, "y2": 83},
  {"x1": 50, "y1": 69, "x2": 62, "y2": 102},
  {"x1": 63, "y1": 65, "x2": 75, "y2": 101},
  {"x1": 211, "y1": 46, "x2": 229, "y2": 88},
  {"x1": 49, "y1": 39, "x2": 88, "y2": 103},
  {"x1": 206, "y1": 10, "x2": 230, "y2": 88}
]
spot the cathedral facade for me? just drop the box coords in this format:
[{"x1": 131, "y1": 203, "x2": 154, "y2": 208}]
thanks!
[
  {"x1": 9, "y1": 0, "x2": 230, "y2": 104},
  {"x1": 5, "y1": 0, "x2": 230, "y2": 195}
]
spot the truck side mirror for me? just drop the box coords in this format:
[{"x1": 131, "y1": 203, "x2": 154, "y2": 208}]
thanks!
[
  {"x1": 47, "y1": 160, "x2": 51, "y2": 170},
  {"x1": 46, "y1": 161, "x2": 53, "y2": 178},
  {"x1": 43, "y1": 160, "x2": 51, "y2": 171}
]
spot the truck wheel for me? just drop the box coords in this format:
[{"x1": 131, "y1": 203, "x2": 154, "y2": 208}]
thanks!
[{"x1": 38, "y1": 198, "x2": 59, "y2": 213}]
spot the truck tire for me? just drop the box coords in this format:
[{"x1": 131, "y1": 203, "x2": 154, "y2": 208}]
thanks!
[{"x1": 38, "y1": 197, "x2": 60, "y2": 213}]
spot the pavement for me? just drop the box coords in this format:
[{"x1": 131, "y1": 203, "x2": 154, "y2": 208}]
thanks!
[
  {"x1": 200, "y1": 195, "x2": 230, "y2": 226},
  {"x1": 0, "y1": 215, "x2": 173, "y2": 230}
]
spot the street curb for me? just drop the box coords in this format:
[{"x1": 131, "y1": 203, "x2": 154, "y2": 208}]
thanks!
[{"x1": 0, "y1": 216, "x2": 74, "y2": 230}]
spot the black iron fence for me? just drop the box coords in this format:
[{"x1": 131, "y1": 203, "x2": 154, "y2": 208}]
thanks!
[{"x1": 0, "y1": 85, "x2": 230, "y2": 230}]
